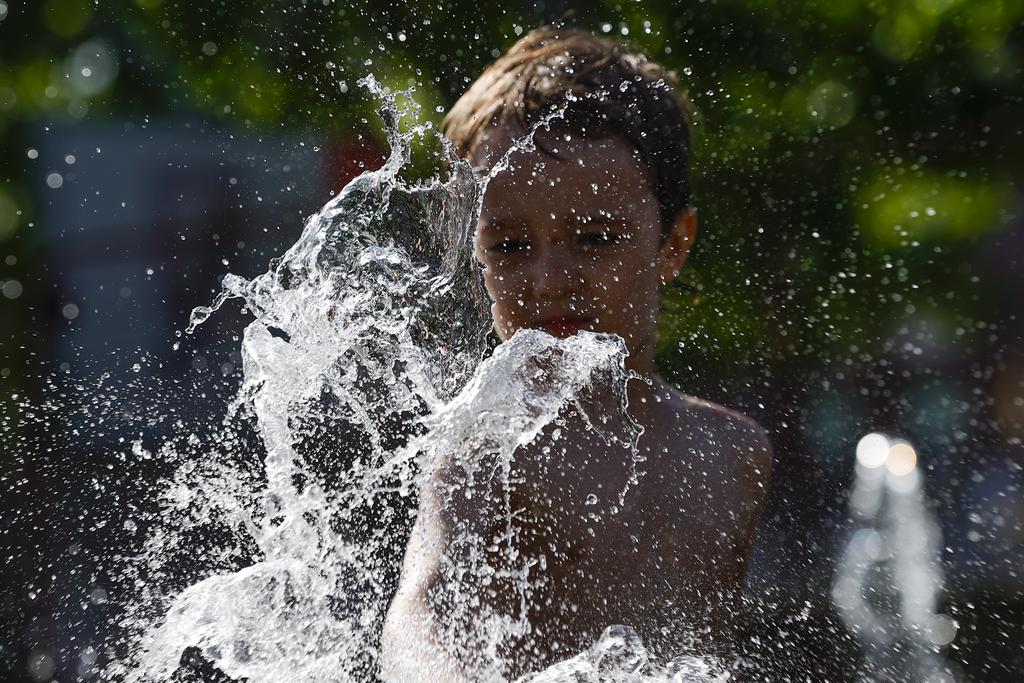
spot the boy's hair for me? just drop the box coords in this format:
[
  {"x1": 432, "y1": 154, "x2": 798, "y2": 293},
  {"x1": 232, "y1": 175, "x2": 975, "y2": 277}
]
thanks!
[{"x1": 443, "y1": 25, "x2": 694, "y2": 234}]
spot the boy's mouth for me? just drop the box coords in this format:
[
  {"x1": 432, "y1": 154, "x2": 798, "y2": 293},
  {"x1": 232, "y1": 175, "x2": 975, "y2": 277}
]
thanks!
[{"x1": 536, "y1": 315, "x2": 593, "y2": 338}]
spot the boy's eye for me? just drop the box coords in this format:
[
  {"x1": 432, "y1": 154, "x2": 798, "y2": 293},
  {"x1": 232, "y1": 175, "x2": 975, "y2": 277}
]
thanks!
[
  {"x1": 580, "y1": 232, "x2": 626, "y2": 249},
  {"x1": 487, "y1": 239, "x2": 531, "y2": 255}
]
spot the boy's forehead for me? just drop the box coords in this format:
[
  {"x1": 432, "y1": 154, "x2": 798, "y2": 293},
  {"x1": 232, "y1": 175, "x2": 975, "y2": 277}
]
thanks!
[
  {"x1": 471, "y1": 124, "x2": 649, "y2": 198},
  {"x1": 471, "y1": 122, "x2": 642, "y2": 174},
  {"x1": 468, "y1": 122, "x2": 517, "y2": 172},
  {"x1": 473, "y1": 130, "x2": 657, "y2": 229}
]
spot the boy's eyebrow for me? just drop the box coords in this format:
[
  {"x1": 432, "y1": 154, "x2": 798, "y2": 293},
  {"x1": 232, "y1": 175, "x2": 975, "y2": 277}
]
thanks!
[
  {"x1": 574, "y1": 210, "x2": 625, "y2": 225},
  {"x1": 479, "y1": 206, "x2": 630, "y2": 231}
]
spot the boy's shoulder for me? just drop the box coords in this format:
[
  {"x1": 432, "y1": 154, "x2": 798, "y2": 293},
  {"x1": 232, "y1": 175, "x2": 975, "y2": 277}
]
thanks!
[
  {"x1": 631, "y1": 379, "x2": 772, "y2": 573},
  {"x1": 648, "y1": 378, "x2": 773, "y2": 486}
]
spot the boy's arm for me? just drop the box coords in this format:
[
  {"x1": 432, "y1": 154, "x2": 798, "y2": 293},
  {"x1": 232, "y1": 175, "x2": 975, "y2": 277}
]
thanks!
[
  {"x1": 380, "y1": 455, "x2": 508, "y2": 681},
  {"x1": 380, "y1": 515, "x2": 468, "y2": 682}
]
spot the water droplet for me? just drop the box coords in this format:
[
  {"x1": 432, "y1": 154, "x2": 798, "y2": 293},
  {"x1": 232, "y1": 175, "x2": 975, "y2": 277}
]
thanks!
[
  {"x1": 61, "y1": 302, "x2": 79, "y2": 320},
  {"x1": 1, "y1": 279, "x2": 22, "y2": 299},
  {"x1": 131, "y1": 439, "x2": 151, "y2": 459}
]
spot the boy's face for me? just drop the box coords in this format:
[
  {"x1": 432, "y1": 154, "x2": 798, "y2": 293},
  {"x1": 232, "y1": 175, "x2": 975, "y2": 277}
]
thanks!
[{"x1": 471, "y1": 125, "x2": 696, "y2": 373}]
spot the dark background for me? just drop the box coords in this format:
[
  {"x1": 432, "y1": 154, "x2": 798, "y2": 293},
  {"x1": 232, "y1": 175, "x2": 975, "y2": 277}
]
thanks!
[{"x1": 1, "y1": 1, "x2": 1022, "y2": 681}]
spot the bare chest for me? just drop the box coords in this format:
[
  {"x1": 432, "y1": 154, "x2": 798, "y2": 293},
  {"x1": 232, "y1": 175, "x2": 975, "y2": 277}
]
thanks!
[{"x1": 508, "y1": 422, "x2": 736, "y2": 589}]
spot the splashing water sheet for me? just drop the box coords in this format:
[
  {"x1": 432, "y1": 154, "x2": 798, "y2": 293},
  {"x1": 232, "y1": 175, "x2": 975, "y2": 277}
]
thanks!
[{"x1": 100, "y1": 78, "x2": 733, "y2": 683}]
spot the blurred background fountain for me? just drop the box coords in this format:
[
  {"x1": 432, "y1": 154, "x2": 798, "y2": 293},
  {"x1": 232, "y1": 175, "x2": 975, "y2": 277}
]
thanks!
[{"x1": 833, "y1": 433, "x2": 960, "y2": 682}]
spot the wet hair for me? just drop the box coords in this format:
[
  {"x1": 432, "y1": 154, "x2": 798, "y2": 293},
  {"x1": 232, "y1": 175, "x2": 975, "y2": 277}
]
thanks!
[{"x1": 442, "y1": 25, "x2": 694, "y2": 235}]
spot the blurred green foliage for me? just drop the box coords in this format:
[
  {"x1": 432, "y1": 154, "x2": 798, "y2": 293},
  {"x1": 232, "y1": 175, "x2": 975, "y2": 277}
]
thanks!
[{"x1": 0, "y1": 0, "x2": 1021, "y2": 398}]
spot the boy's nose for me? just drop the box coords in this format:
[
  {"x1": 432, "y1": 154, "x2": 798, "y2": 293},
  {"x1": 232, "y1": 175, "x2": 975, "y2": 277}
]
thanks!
[{"x1": 529, "y1": 247, "x2": 582, "y2": 301}]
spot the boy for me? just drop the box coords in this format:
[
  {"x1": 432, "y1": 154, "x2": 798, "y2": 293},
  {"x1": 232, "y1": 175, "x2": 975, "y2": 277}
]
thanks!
[{"x1": 382, "y1": 26, "x2": 772, "y2": 680}]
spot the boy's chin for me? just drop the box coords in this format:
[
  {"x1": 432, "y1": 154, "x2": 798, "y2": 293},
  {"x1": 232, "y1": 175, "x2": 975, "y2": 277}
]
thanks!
[
  {"x1": 503, "y1": 320, "x2": 598, "y2": 339},
  {"x1": 539, "y1": 323, "x2": 587, "y2": 338}
]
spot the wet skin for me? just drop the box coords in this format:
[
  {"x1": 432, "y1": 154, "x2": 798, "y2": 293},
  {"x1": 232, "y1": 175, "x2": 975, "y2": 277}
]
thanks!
[{"x1": 381, "y1": 126, "x2": 773, "y2": 680}]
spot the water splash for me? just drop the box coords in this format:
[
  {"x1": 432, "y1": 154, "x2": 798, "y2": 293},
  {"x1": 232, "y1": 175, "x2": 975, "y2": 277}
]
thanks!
[
  {"x1": 383, "y1": 328, "x2": 645, "y2": 681},
  {"x1": 111, "y1": 76, "x2": 490, "y2": 681},
  {"x1": 519, "y1": 625, "x2": 729, "y2": 683}
]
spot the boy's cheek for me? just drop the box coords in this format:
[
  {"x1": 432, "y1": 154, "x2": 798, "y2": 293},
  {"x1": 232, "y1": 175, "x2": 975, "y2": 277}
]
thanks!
[
  {"x1": 484, "y1": 273, "x2": 531, "y2": 310},
  {"x1": 489, "y1": 302, "x2": 506, "y2": 338},
  {"x1": 490, "y1": 304, "x2": 520, "y2": 340}
]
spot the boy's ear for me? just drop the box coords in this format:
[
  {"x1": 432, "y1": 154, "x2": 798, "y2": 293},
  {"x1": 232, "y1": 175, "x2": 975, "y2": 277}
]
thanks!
[{"x1": 658, "y1": 207, "x2": 698, "y2": 286}]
